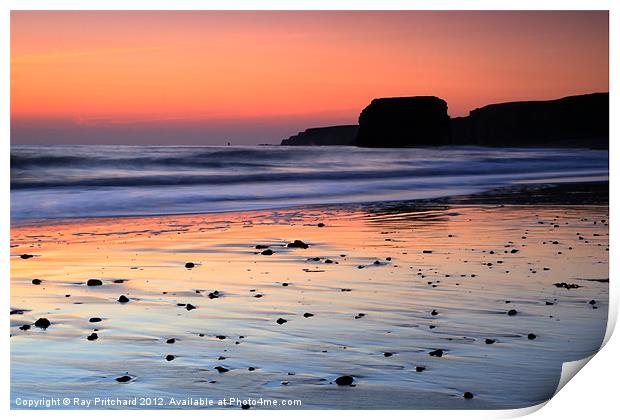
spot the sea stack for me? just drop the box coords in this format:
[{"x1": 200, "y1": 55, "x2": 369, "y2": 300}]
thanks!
[{"x1": 355, "y1": 96, "x2": 450, "y2": 147}]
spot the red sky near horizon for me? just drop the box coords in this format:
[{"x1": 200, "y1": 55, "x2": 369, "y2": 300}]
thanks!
[{"x1": 11, "y1": 11, "x2": 609, "y2": 145}]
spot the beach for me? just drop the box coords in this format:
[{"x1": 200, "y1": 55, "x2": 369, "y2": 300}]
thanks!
[{"x1": 10, "y1": 186, "x2": 608, "y2": 409}]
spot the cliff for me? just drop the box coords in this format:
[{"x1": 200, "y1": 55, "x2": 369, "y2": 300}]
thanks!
[
  {"x1": 355, "y1": 96, "x2": 451, "y2": 147},
  {"x1": 451, "y1": 92, "x2": 609, "y2": 149},
  {"x1": 280, "y1": 125, "x2": 358, "y2": 146}
]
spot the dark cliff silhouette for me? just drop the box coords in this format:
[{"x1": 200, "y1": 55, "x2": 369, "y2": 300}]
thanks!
[
  {"x1": 279, "y1": 92, "x2": 608, "y2": 149},
  {"x1": 355, "y1": 96, "x2": 451, "y2": 147},
  {"x1": 280, "y1": 125, "x2": 358, "y2": 146},
  {"x1": 451, "y1": 92, "x2": 608, "y2": 149}
]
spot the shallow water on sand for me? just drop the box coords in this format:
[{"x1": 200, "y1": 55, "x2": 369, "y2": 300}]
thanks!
[{"x1": 10, "y1": 204, "x2": 608, "y2": 409}]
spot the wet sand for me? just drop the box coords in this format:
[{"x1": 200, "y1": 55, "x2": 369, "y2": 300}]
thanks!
[{"x1": 10, "y1": 190, "x2": 608, "y2": 409}]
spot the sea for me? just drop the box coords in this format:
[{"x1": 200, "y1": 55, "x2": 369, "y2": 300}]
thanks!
[{"x1": 11, "y1": 145, "x2": 609, "y2": 222}]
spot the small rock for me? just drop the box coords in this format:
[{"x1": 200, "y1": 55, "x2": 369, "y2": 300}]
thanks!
[
  {"x1": 31, "y1": 279, "x2": 43, "y2": 285},
  {"x1": 241, "y1": 404, "x2": 251, "y2": 409},
  {"x1": 415, "y1": 366, "x2": 426, "y2": 372},
  {"x1": 214, "y1": 366, "x2": 229, "y2": 373},
  {"x1": 429, "y1": 349, "x2": 444, "y2": 357},
  {"x1": 287, "y1": 240, "x2": 309, "y2": 249},
  {"x1": 216, "y1": 335, "x2": 226, "y2": 340},
  {"x1": 276, "y1": 318, "x2": 287, "y2": 325},
  {"x1": 335, "y1": 375, "x2": 354, "y2": 386},
  {"x1": 423, "y1": 250, "x2": 432, "y2": 254},
  {"x1": 255, "y1": 245, "x2": 269, "y2": 249},
  {"x1": 115, "y1": 375, "x2": 132, "y2": 383},
  {"x1": 464, "y1": 392, "x2": 474, "y2": 400},
  {"x1": 19, "y1": 324, "x2": 30, "y2": 331},
  {"x1": 166, "y1": 338, "x2": 176, "y2": 344},
  {"x1": 184, "y1": 262, "x2": 195, "y2": 269},
  {"x1": 165, "y1": 354, "x2": 175, "y2": 361},
  {"x1": 87, "y1": 279, "x2": 103, "y2": 286},
  {"x1": 431, "y1": 310, "x2": 439, "y2": 316},
  {"x1": 87, "y1": 333, "x2": 98, "y2": 341},
  {"x1": 118, "y1": 295, "x2": 130, "y2": 303},
  {"x1": 20, "y1": 254, "x2": 34, "y2": 259},
  {"x1": 507, "y1": 309, "x2": 518, "y2": 316},
  {"x1": 186, "y1": 303, "x2": 196, "y2": 311},
  {"x1": 485, "y1": 339, "x2": 496, "y2": 344},
  {"x1": 317, "y1": 223, "x2": 325, "y2": 227},
  {"x1": 527, "y1": 333, "x2": 537, "y2": 340},
  {"x1": 34, "y1": 318, "x2": 51, "y2": 329},
  {"x1": 303, "y1": 313, "x2": 314, "y2": 318},
  {"x1": 253, "y1": 294, "x2": 263, "y2": 298},
  {"x1": 384, "y1": 352, "x2": 393, "y2": 357},
  {"x1": 89, "y1": 317, "x2": 102, "y2": 323},
  {"x1": 261, "y1": 249, "x2": 274, "y2": 256}
]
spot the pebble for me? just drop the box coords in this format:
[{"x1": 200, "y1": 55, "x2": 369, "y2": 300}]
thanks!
[
  {"x1": 335, "y1": 375, "x2": 354, "y2": 386},
  {"x1": 34, "y1": 318, "x2": 51, "y2": 329}
]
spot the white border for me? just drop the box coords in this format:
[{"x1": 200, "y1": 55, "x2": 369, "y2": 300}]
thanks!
[{"x1": 2, "y1": 2, "x2": 617, "y2": 420}]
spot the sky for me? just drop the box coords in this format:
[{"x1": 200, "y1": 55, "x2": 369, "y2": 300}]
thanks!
[{"x1": 11, "y1": 11, "x2": 609, "y2": 145}]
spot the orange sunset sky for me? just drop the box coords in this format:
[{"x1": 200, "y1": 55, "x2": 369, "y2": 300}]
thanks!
[{"x1": 11, "y1": 11, "x2": 609, "y2": 145}]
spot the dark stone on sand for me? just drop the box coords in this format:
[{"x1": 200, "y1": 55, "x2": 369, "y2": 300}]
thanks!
[
  {"x1": 527, "y1": 333, "x2": 537, "y2": 340},
  {"x1": 415, "y1": 366, "x2": 426, "y2": 372},
  {"x1": 335, "y1": 375, "x2": 354, "y2": 386},
  {"x1": 166, "y1": 338, "x2": 176, "y2": 344},
  {"x1": 19, "y1": 324, "x2": 30, "y2": 331},
  {"x1": 87, "y1": 333, "x2": 98, "y2": 341},
  {"x1": 184, "y1": 262, "x2": 195, "y2": 269},
  {"x1": 282, "y1": 282, "x2": 289, "y2": 287},
  {"x1": 354, "y1": 313, "x2": 365, "y2": 319},
  {"x1": 241, "y1": 403, "x2": 251, "y2": 409},
  {"x1": 216, "y1": 335, "x2": 226, "y2": 340},
  {"x1": 31, "y1": 279, "x2": 43, "y2": 285},
  {"x1": 87, "y1": 279, "x2": 103, "y2": 286},
  {"x1": 261, "y1": 249, "x2": 274, "y2": 255},
  {"x1": 112, "y1": 279, "x2": 127, "y2": 283},
  {"x1": 510, "y1": 249, "x2": 519, "y2": 253},
  {"x1": 553, "y1": 282, "x2": 581, "y2": 289},
  {"x1": 507, "y1": 309, "x2": 518, "y2": 316},
  {"x1": 118, "y1": 295, "x2": 130, "y2": 303},
  {"x1": 485, "y1": 339, "x2": 496, "y2": 344},
  {"x1": 589, "y1": 300, "x2": 597, "y2": 305},
  {"x1": 303, "y1": 312, "x2": 314, "y2": 318},
  {"x1": 214, "y1": 366, "x2": 229, "y2": 373},
  {"x1": 34, "y1": 318, "x2": 51, "y2": 329},
  {"x1": 356, "y1": 96, "x2": 450, "y2": 147},
  {"x1": 423, "y1": 250, "x2": 433, "y2": 254},
  {"x1": 545, "y1": 301, "x2": 554, "y2": 306},
  {"x1": 255, "y1": 245, "x2": 269, "y2": 249},
  {"x1": 165, "y1": 354, "x2": 175, "y2": 361},
  {"x1": 115, "y1": 375, "x2": 132, "y2": 383},
  {"x1": 89, "y1": 317, "x2": 102, "y2": 323},
  {"x1": 463, "y1": 392, "x2": 474, "y2": 400},
  {"x1": 281, "y1": 125, "x2": 358, "y2": 146},
  {"x1": 384, "y1": 352, "x2": 393, "y2": 357},
  {"x1": 324, "y1": 259, "x2": 334, "y2": 264},
  {"x1": 317, "y1": 223, "x2": 325, "y2": 227},
  {"x1": 20, "y1": 254, "x2": 34, "y2": 259},
  {"x1": 248, "y1": 367, "x2": 256, "y2": 371},
  {"x1": 431, "y1": 310, "x2": 439, "y2": 316},
  {"x1": 208, "y1": 291, "x2": 220, "y2": 299},
  {"x1": 254, "y1": 294, "x2": 263, "y2": 298},
  {"x1": 429, "y1": 349, "x2": 444, "y2": 357},
  {"x1": 276, "y1": 318, "x2": 288, "y2": 325},
  {"x1": 287, "y1": 240, "x2": 309, "y2": 249},
  {"x1": 11, "y1": 309, "x2": 25, "y2": 315},
  {"x1": 186, "y1": 304, "x2": 196, "y2": 311}
]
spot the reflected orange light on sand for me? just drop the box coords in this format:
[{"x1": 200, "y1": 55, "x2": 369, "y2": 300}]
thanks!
[{"x1": 11, "y1": 11, "x2": 608, "y2": 125}]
